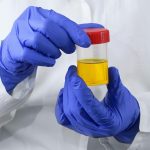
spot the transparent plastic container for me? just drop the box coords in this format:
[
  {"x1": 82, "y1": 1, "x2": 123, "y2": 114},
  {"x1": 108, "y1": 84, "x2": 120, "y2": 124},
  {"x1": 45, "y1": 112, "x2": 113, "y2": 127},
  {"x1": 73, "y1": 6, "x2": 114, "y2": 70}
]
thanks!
[{"x1": 77, "y1": 28, "x2": 110, "y2": 86}]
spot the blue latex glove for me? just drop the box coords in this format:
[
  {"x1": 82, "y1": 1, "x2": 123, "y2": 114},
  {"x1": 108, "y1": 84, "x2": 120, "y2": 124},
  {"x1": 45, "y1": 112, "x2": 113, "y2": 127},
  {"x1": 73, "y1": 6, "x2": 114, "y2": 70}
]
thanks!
[
  {"x1": 55, "y1": 66, "x2": 140, "y2": 144},
  {"x1": 0, "y1": 6, "x2": 103, "y2": 94}
]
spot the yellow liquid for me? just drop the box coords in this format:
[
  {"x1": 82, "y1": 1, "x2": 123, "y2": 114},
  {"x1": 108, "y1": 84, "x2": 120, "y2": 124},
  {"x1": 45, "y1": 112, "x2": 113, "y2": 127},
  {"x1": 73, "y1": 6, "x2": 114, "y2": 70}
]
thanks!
[{"x1": 77, "y1": 59, "x2": 108, "y2": 86}]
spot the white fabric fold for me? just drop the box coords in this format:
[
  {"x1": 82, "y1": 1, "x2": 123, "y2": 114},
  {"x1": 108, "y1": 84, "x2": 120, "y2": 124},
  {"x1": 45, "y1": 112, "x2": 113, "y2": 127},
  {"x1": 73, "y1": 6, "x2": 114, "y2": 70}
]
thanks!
[{"x1": 0, "y1": 69, "x2": 36, "y2": 127}]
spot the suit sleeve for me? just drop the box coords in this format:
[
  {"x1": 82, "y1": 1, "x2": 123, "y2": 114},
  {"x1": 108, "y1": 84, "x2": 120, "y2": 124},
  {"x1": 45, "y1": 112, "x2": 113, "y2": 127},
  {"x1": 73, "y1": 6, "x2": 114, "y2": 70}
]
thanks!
[{"x1": 0, "y1": 70, "x2": 36, "y2": 127}]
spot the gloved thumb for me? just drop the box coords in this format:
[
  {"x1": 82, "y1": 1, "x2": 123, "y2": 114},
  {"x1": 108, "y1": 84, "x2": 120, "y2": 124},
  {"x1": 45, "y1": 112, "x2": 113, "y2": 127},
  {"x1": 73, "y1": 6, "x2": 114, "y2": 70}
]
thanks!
[{"x1": 107, "y1": 67, "x2": 122, "y2": 91}]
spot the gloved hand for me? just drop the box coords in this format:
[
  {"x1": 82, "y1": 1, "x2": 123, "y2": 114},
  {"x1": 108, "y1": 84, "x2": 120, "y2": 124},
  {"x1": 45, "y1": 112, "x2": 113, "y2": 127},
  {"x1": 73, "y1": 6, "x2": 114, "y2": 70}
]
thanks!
[
  {"x1": 55, "y1": 66, "x2": 140, "y2": 144},
  {"x1": 0, "y1": 6, "x2": 103, "y2": 94}
]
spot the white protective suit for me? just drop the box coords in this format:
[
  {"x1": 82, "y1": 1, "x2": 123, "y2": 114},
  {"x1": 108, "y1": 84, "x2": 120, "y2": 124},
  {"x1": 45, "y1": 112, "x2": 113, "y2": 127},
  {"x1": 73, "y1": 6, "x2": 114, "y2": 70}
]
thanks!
[{"x1": 0, "y1": 0, "x2": 150, "y2": 150}]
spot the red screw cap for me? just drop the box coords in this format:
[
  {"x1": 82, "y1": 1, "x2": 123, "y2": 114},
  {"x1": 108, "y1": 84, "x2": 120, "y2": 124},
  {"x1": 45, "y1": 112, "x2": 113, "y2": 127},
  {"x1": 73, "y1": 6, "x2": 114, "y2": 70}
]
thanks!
[{"x1": 84, "y1": 28, "x2": 110, "y2": 44}]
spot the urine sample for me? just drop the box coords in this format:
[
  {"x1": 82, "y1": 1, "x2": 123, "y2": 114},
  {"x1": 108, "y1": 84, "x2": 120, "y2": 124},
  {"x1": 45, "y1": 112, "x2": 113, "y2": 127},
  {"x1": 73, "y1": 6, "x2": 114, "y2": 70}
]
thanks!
[{"x1": 77, "y1": 28, "x2": 110, "y2": 86}]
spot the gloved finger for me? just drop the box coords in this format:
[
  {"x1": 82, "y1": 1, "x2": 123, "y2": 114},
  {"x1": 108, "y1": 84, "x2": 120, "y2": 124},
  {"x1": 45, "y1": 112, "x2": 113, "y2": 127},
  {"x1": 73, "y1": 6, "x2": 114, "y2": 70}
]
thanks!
[
  {"x1": 107, "y1": 67, "x2": 122, "y2": 91},
  {"x1": 63, "y1": 69, "x2": 85, "y2": 132},
  {"x1": 50, "y1": 10, "x2": 91, "y2": 47},
  {"x1": 27, "y1": 7, "x2": 76, "y2": 54},
  {"x1": 65, "y1": 70, "x2": 98, "y2": 130},
  {"x1": 30, "y1": 19, "x2": 76, "y2": 54},
  {"x1": 79, "y1": 23, "x2": 104, "y2": 29},
  {"x1": 34, "y1": 8, "x2": 91, "y2": 48},
  {"x1": 20, "y1": 47, "x2": 55, "y2": 66},
  {"x1": 65, "y1": 66, "x2": 109, "y2": 124},
  {"x1": 23, "y1": 32, "x2": 61, "y2": 58},
  {"x1": 65, "y1": 66, "x2": 99, "y2": 128}
]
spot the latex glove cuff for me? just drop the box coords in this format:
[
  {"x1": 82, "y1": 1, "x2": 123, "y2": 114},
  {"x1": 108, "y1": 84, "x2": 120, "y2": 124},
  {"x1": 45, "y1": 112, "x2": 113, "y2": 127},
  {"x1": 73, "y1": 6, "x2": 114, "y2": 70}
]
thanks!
[{"x1": 0, "y1": 65, "x2": 35, "y2": 94}]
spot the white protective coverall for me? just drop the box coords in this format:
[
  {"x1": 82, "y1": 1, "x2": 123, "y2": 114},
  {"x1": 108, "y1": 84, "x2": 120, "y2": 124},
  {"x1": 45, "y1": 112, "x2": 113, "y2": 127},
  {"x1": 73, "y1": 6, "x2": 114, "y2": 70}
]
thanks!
[{"x1": 0, "y1": 0, "x2": 150, "y2": 150}]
